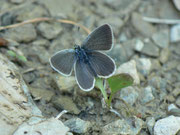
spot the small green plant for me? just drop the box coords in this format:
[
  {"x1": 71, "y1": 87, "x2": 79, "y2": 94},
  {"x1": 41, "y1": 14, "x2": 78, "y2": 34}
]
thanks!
[
  {"x1": 7, "y1": 50, "x2": 27, "y2": 62},
  {"x1": 95, "y1": 73, "x2": 133, "y2": 108}
]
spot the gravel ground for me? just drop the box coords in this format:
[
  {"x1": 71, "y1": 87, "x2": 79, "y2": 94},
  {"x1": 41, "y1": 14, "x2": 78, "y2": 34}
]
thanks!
[{"x1": 0, "y1": 0, "x2": 180, "y2": 134}]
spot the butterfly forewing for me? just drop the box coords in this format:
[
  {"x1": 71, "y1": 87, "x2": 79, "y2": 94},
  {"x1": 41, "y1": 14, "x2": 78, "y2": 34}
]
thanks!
[
  {"x1": 82, "y1": 24, "x2": 113, "y2": 51},
  {"x1": 75, "y1": 59, "x2": 95, "y2": 91},
  {"x1": 87, "y1": 51, "x2": 116, "y2": 78},
  {"x1": 50, "y1": 49, "x2": 76, "y2": 76}
]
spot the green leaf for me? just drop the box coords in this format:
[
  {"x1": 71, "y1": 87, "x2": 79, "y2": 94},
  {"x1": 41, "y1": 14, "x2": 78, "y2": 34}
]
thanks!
[
  {"x1": 7, "y1": 50, "x2": 16, "y2": 57},
  {"x1": 95, "y1": 78, "x2": 107, "y2": 100},
  {"x1": 17, "y1": 55, "x2": 27, "y2": 62},
  {"x1": 107, "y1": 73, "x2": 134, "y2": 94}
]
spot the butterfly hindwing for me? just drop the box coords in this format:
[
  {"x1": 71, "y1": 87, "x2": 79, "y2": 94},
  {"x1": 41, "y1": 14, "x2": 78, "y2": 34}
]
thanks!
[
  {"x1": 75, "y1": 59, "x2": 95, "y2": 91},
  {"x1": 82, "y1": 24, "x2": 113, "y2": 51},
  {"x1": 50, "y1": 49, "x2": 76, "y2": 76}
]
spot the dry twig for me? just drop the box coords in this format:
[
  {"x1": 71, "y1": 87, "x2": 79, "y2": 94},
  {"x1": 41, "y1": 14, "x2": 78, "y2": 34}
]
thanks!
[{"x1": 0, "y1": 17, "x2": 91, "y2": 34}]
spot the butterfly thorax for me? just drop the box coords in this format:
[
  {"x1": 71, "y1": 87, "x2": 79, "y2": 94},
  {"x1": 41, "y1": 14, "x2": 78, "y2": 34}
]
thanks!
[
  {"x1": 74, "y1": 45, "x2": 89, "y2": 63},
  {"x1": 74, "y1": 45, "x2": 97, "y2": 77}
]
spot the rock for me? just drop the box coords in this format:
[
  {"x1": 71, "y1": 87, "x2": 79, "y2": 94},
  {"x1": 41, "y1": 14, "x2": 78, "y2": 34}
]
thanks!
[
  {"x1": 64, "y1": 118, "x2": 91, "y2": 134},
  {"x1": 55, "y1": 76, "x2": 76, "y2": 93},
  {"x1": 131, "y1": 12, "x2": 156, "y2": 37},
  {"x1": 140, "y1": 41, "x2": 159, "y2": 57},
  {"x1": 32, "y1": 39, "x2": 50, "y2": 47},
  {"x1": 37, "y1": 22, "x2": 62, "y2": 40},
  {"x1": 168, "y1": 104, "x2": 178, "y2": 112},
  {"x1": 39, "y1": 0, "x2": 76, "y2": 17},
  {"x1": 127, "y1": 117, "x2": 144, "y2": 135},
  {"x1": 10, "y1": 0, "x2": 24, "y2": 4},
  {"x1": 176, "y1": 97, "x2": 180, "y2": 107},
  {"x1": 173, "y1": 0, "x2": 180, "y2": 11},
  {"x1": 159, "y1": 48, "x2": 170, "y2": 64},
  {"x1": 3, "y1": 24, "x2": 37, "y2": 43},
  {"x1": 119, "y1": 33, "x2": 128, "y2": 43},
  {"x1": 107, "y1": 44, "x2": 128, "y2": 66},
  {"x1": 150, "y1": 59, "x2": 161, "y2": 71},
  {"x1": 146, "y1": 117, "x2": 155, "y2": 135},
  {"x1": 134, "y1": 39, "x2": 144, "y2": 52},
  {"x1": 154, "y1": 115, "x2": 180, "y2": 135},
  {"x1": 104, "y1": 0, "x2": 141, "y2": 15},
  {"x1": 170, "y1": 24, "x2": 180, "y2": 42},
  {"x1": 122, "y1": 39, "x2": 136, "y2": 59},
  {"x1": 14, "y1": 117, "x2": 69, "y2": 135},
  {"x1": 15, "y1": 4, "x2": 49, "y2": 21},
  {"x1": 140, "y1": 86, "x2": 155, "y2": 104},
  {"x1": 177, "y1": 64, "x2": 180, "y2": 72},
  {"x1": 119, "y1": 86, "x2": 139, "y2": 106},
  {"x1": 136, "y1": 58, "x2": 151, "y2": 76},
  {"x1": 102, "y1": 119, "x2": 131, "y2": 135},
  {"x1": 0, "y1": 54, "x2": 41, "y2": 135},
  {"x1": 116, "y1": 60, "x2": 140, "y2": 85},
  {"x1": 52, "y1": 96, "x2": 80, "y2": 114},
  {"x1": 29, "y1": 87, "x2": 55, "y2": 102},
  {"x1": 152, "y1": 29, "x2": 169, "y2": 48},
  {"x1": 20, "y1": 45, "x2": 50, "y2": 64},
  {"x1": 102, "y1": 117, "x2": 143, "y2": 135},
  {"x1": 172, "y1": 88, "x2": 180, "y2": 97},
  {"x1": 148, "y1": 76, "x2": 167, "y2": 93}
]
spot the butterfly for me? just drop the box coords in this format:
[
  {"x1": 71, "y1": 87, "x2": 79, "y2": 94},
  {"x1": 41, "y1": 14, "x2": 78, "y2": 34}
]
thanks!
[{"x1": 50, "y1": 24, "x2": 116, "y2": 91}]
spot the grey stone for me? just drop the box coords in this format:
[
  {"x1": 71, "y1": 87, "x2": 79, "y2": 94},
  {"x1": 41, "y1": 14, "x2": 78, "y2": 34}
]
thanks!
[
  {"x1": 168, "y1": 104, "x2": 178, "y2": 112},
  {"x1": 141, "y1": 86, "x2": 155, "y2": 104},
  {"x1": 37, "y1": 22, "x2": 62, "y2": 40},
  {"x1": 107, "y1": 44, "x2": 128, "y2": 66},
  {"x1": 102, "y1": 117, "x2": 143, "y2": 135},
  {"x1": 120, "y1": 86, "x2": 139, "y2": 106},
  {"x1": 146, "y1": 117, "x2": 155, "y2": 135},
  {"x1": 154, "y1": 116, "x2": 180, "y2": 135},
  {"x1": 173, "y1": 0, "x2": 180, "y2": 11},
  {"x1": 102, "y1": 119, "x2": 131, "y2": 135},
  {"x1": 119, "y1": 33, "x2": 128, "y2": 43},
  {"x1": 131, "y1": 12, "x2": 156, "y2": 37},
  {"x1": 39, "y1": 0, "x2": 76, "y2": 17},
  {"x1": 159, "y1": 48, "x2": 170, "y2": 64},
  {"x1": 136, "y1": 58, "x2": 151, "y2": 76},
  {"x1": 134, "y1": 39, "x2": 144, "y2": 52},
  {"x1": 148, "y1": 76, "x2": 162, "y2": 89},
  {"x1": 122, "y1": 39, "x2": 136, "y2": 59},
  {"x1": 104, "y1": 0, "x2": 140, "y2": 15},
  {"x1": 140, "y1": 41, "x2": 160, "y2": 57},
  {"x1": 10, "y1": 0, "x2": 24, "y2": 4},
  {"x1": 150, "y1": 59, "x2": 161, "y2": 71},
  {"x1": 32, "y1": 39, "x2": 50, "y2": 47},
  {"x1": 55, "y1": 76, "x2": 76, "y2": 93},
  {"x1": 152, "y1": 29, "x2": 169, "y2": 48},
  {"x1": 176, "y1": 97, "x2": 180, "y2": 107},
  {"x1": 3, "y1": 24, "x2": 37, "y2": 43},
  {"x1": 64, "y1": 118, "x2": 91, "y2": 134},
  {"x1": 177, "y1": 64, "x2": 180, "y2": 72},
  {"x1": 52, "y1": 96, "x2": 80, "y2": 114},
  {"x1": 172, "y1": 88, "x2": 180, "y2": 97},
  {"x1": 24, "y1": 45, "x2": 50, "y2": 64},
  {"x1": 14, "y1": 118, "x2": 69, "y2": 135},
  {"x1": 29, "y1": 87, "x2": 54, "y2": 102},
  {"x1": 127, "y1": 117, "x2": 144, "y2": 135},
  {"x1": 15, "y1": 4, "x2": 49, "y2": 21},
  {"x1": 116, "y1": 60, "x2": 140, "y2": 85},
  {"x1": 170, "y1": 24, "x2": 180, "y2": 42}
]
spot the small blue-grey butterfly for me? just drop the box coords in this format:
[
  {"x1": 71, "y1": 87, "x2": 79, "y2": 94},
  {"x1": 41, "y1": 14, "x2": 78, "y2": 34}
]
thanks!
[{"x1": 50, "y1": 24, "x2": 116, "y2": 91}]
